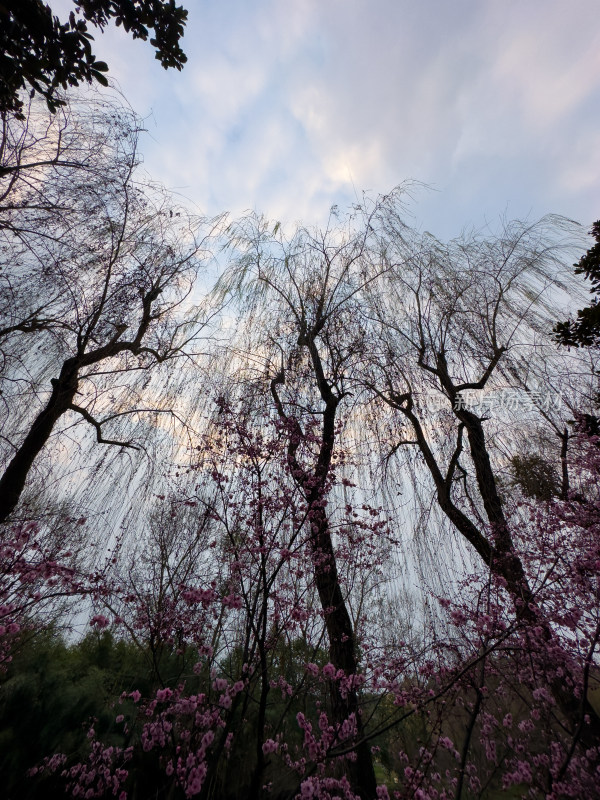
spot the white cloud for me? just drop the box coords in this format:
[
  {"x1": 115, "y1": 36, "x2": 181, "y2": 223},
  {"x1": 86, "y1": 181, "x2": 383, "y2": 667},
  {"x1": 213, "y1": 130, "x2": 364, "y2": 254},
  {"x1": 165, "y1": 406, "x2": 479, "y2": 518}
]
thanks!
[{"x1": 48, "y1": 0, "x2": 600, "y2": 236}]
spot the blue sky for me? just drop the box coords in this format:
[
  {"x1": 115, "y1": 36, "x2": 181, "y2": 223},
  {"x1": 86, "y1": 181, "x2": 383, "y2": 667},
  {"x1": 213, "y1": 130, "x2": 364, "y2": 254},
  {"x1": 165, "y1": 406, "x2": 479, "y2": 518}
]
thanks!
[{"x1": 58, "y1": 0, "x2": 599, "y2": 238}]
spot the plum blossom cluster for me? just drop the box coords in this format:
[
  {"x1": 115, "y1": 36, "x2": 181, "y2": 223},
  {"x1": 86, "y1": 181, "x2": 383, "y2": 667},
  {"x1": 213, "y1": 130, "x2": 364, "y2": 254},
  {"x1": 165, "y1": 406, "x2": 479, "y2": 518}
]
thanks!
[
  {"x1": 33, "y1": 726, "x2": 132, "y2": 799},
  {"x1": 8, "y1": 407, "x2": 600, "y2": 799},
  {"x1": 0, "y1": 522, "x2": 79, "y2": 669}
]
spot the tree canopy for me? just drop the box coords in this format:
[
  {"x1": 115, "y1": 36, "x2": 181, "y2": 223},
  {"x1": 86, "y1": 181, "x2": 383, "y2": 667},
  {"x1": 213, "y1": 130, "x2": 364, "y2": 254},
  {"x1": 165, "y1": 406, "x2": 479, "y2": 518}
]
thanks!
[
  {"x1": 0, "y1": 0, "x2": 188, "y2": 117},
  {"x1": 554, "y1": 220, "x2": 600, "y2": 348}
]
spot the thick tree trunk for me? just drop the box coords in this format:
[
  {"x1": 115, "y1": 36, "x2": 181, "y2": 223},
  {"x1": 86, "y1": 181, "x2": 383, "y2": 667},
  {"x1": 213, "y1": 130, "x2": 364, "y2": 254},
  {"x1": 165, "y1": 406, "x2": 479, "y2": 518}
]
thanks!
[
  {"x1": 271, "y1": 365, "x2": 377, "y2": 798},
  {"x1": 559, "y1": 427, "x2": 570, "y2": 500},
  {"x1": 455, "y1": 406, "x2": 600, "y2": 749},
  {"x1": 394, "y1": 392, "x2": 600, "y2": 750},
  {"x1": 0, "y1": 358, "x2": 79, "y2": 524},
  {"x1": 310, "y1": 506, "x2": 378, "y2": 800}
]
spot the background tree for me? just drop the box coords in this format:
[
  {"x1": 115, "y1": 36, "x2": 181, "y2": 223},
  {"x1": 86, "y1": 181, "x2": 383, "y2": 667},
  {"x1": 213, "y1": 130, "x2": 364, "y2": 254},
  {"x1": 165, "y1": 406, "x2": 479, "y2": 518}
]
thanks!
[
  {"x1": 508, "y1": 452, "x2": 561, "y2": 501},
  {"x1": 0, "y1": 0, "x2": 188, "y2": 118},
  {"x1": 554, "y1": 220, "x2": 600, "y2": 348}
]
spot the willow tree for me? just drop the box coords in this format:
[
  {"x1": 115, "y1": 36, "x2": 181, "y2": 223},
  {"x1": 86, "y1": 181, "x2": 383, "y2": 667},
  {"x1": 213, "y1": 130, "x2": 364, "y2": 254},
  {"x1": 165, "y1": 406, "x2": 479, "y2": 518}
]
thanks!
[
  {"x1": 213, "y1": 205, "x2": 397, "y2": 799},
  {"x1": 0, "y1": 96, "x2": 220, "y2": 525},
  {"x1": 360, "y1": 195, "x2": 600, "y2": 746}
]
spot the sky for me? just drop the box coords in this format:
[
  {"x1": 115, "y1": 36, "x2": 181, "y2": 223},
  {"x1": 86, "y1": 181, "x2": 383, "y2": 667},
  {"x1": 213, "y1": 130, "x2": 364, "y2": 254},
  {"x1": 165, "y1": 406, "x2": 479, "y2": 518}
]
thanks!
[{"x1": 56, "y1": 0, "x2": 600, "y2": 240}]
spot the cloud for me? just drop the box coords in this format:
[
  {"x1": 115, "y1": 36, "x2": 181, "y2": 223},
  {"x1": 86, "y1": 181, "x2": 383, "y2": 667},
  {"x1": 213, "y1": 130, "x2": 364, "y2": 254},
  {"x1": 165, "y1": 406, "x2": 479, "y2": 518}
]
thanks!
[{"x1": 49, "y1": 0, "x2": 600, "y2": 237}]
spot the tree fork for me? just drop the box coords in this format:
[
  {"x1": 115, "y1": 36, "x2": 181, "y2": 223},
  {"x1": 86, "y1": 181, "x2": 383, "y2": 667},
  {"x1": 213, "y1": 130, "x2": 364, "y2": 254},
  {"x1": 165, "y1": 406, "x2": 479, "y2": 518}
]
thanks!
[{"x1": 387, "y1": 390, "x2": 600, "y2": 751}]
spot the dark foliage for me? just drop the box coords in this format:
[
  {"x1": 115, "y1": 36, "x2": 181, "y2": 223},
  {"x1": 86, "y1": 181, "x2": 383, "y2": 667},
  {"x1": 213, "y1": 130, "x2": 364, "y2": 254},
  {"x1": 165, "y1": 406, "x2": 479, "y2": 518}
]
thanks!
[
  {"x1": 554, "y1": 221, "x2": 600, "y2": 348},
  {"x1": 0, "y1": 0, "x2": 188, "y2": 118},
  {"x1": 0, "y1": 628, "x2": 202, "y2": 799},
  {"x1": 509, "y1": 454, "x2": 561, "y2": 501}
]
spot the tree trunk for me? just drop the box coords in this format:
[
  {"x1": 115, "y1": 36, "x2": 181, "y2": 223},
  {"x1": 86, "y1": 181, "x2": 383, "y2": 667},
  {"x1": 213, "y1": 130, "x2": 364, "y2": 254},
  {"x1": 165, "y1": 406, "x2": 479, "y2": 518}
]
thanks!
[
  {"x1": 271, "y1": 371, "x2": 377, "y2": 797},
  {"x1": 310, "y1": 506, "x2": 378, "y2": 800},
  {"x1": 454, "y1": 406, "x2": 600, "y2": 748},
  {"x1": 0, "y1": 358, "x2": 79, "y2": 524},
  {"x1": 395, "y1": 394, "x2": 600, "y2": 750},
  {"x1": 559, "y1": 428, "x2": 570, "y2": 500}
]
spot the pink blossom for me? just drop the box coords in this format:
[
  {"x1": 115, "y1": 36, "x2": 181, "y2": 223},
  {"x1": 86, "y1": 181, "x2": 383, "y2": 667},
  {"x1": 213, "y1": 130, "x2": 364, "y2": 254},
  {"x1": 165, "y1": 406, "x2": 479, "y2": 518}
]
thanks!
[
  {"x1": 90, "y1": 615, "x2": 109, "y2": 629},
  {"x1": 321, "y1": 663, "x2": 336, "y2": 679}
]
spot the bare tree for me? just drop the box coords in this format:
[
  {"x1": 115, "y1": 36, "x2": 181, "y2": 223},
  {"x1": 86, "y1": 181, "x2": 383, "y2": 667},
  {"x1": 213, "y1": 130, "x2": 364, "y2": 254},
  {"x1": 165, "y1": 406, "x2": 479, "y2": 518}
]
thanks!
[
  {"x1": 0, "y1": 95, "x2": 220, "y2": 525},
  {"x1": 360, "y1": 195, "x2": 600, "y2": 741},
  {"x1": 215, "y1": 207, "x2": 394, "y2": 799}
]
